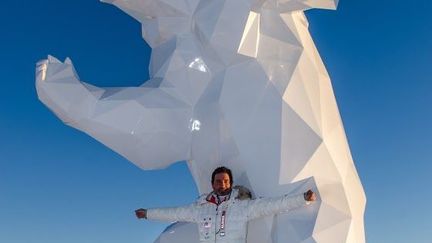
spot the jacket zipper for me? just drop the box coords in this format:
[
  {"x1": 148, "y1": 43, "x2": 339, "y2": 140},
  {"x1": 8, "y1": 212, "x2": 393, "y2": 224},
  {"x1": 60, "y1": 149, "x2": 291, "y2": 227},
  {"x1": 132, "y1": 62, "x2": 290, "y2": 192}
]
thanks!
[{"x1": 215, "y1": 204, "x2": 218, "y2": 243}]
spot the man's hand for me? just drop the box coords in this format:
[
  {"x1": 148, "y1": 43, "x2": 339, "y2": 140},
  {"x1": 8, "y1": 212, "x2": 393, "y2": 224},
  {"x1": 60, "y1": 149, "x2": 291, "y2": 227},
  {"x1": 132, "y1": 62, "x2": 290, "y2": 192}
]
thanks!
[
  {"x1": 304, "y1": 190, "x2": 316, "y2": 202},
  {"x1": 135, "y1": 208, "x2": 147, "y2": 219}
]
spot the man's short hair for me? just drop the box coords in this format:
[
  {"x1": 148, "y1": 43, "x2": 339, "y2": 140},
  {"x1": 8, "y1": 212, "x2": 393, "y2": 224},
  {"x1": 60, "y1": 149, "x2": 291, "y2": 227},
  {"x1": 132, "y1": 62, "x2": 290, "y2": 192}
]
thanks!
[{"x1": 211, "y1": 166, "x2": 233, "y2": 186}]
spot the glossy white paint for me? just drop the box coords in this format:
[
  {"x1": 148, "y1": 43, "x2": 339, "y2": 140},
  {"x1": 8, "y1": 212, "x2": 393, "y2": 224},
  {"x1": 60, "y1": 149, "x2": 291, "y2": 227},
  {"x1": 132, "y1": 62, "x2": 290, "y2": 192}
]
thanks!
[{"x1": 35, "y1": 0, "x2": 365, "y2": 242}]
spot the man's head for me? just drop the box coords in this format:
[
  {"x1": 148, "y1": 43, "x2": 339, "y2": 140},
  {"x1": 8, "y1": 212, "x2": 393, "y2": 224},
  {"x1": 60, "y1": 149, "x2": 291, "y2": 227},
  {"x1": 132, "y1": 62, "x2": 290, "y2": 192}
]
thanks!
[{"x1": 211, "y1": 166, "x2": 233, "y2": 196}]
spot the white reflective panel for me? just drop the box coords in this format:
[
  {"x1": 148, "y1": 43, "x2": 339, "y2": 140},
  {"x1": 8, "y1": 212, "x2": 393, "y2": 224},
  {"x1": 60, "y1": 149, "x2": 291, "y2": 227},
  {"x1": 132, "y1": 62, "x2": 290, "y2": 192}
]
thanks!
[
  {"x1": 155, "y1": 222, "x2": 199, "y2": 243},
  {"x1": 36, "y1": 0, "x2": 365, "y2": 242},
  {"x1": 190, "y1": 119, "x2": 201, "y2": 131},
  {"x1": 188, "y1": 57, "x2": 208, "y2": 72},
  {"x1": 36, "y1": 60, "x2": 48, "y2": 81}
]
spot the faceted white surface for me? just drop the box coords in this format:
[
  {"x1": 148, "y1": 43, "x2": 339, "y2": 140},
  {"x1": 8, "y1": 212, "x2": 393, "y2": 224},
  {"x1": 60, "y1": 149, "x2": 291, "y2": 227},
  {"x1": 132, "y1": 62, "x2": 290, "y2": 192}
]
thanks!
[{"x1": 35, "y1": 0, "x2": 365, "y2": 242}]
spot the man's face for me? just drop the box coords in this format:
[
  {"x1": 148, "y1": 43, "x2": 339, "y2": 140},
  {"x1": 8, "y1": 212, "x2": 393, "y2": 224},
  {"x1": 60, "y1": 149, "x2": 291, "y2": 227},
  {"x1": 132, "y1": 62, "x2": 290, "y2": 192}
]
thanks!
[{"x1": 212, "y1": 172, "x2": 231, "y2": 196}]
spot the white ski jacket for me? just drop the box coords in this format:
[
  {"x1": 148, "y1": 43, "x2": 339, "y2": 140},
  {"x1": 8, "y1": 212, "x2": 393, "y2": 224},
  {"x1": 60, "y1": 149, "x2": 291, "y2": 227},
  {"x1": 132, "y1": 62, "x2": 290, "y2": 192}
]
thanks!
[{"x1": 146, "y1": 187, "x2": 309, "y2": 243}]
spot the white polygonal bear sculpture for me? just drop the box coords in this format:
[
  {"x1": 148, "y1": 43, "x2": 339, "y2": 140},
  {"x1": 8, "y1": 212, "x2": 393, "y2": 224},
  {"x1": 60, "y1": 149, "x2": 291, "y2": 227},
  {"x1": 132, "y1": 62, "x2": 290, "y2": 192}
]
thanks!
[{"x1": 35, "y1": 0, "x2": 366, "y2": 242}]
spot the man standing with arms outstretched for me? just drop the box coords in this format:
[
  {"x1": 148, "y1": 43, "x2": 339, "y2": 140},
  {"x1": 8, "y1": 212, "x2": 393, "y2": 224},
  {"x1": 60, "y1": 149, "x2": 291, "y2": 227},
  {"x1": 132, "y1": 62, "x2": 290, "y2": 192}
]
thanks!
[{"x1": 135, "y1": 167, "x2": 316, "y2": 243}]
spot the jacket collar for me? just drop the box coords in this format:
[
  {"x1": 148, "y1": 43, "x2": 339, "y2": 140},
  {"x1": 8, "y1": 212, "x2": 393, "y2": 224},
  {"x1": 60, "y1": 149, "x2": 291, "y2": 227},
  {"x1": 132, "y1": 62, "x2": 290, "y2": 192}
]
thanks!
[{"x1": 205, "y1": 189, "x2": 233, "y2": 205}]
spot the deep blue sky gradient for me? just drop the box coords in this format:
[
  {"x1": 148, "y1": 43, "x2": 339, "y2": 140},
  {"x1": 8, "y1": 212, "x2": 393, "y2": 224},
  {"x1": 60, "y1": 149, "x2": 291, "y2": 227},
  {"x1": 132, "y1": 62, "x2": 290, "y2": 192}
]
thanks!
[{"x1": 1, "y1": 0, "x2": 431, "y2": 242}]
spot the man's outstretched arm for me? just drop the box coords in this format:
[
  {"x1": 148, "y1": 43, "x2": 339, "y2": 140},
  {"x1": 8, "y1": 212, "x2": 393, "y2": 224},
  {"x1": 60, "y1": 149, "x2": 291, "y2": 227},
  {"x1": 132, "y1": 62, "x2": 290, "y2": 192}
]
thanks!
[
  {"x1": 247, "y1": 190, "x2": 316, "y2": 220},
  {"x1": 134, "y1": 204, "x2": 198, "y2": 223}
]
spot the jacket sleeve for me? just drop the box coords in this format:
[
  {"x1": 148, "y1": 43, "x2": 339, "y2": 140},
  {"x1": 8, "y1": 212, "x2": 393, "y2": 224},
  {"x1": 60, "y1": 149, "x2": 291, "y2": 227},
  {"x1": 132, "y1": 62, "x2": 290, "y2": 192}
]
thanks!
[
  {"x1": 246, "y1": 193, "x2": 309, "y2": 220},
  {"x1": 146, "y1": 203, "x2": 199, "y2": 223}
]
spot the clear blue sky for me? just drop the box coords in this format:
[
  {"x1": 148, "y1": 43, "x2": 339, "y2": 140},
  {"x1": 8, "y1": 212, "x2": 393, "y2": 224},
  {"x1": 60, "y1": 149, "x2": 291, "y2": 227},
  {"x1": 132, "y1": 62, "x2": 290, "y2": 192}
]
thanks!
[{"x1": 1, "y1": 0, "x2": 431, "y2": 242}]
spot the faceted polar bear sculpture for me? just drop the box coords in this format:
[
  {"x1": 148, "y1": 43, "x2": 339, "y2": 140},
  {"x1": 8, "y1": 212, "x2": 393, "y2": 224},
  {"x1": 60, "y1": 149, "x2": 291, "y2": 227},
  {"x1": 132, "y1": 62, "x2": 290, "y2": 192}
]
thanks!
[{"x1": 35, "y1": 0, "x2": 366, "y2": 242}]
